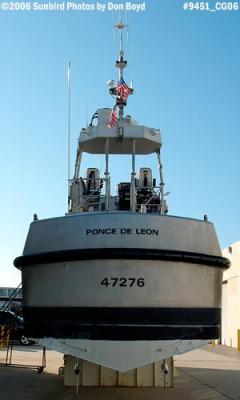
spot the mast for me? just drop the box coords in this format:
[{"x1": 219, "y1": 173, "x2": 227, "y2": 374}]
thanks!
[
  {"x1": 113, "y1": 21, "x2": 135, "y2": 209},
  {"x1": 111, "y1": 20, "x2": 133, "y2": 120},
  {"x1": 116, "y1": 20, "x2": 126, "y2": 80}
]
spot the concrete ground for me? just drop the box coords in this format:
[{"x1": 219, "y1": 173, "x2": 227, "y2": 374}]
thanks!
[{"x1": 0, "y1": 344, "x2": 240, "y2": 399}]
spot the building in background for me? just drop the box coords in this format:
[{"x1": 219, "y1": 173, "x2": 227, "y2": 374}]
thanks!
[
  {"x1": 0, "y1": 286, "x2": 22, "y2": 311},
  {"x1": 222, "y1": 241, "x2": 240, "y2": 347}
]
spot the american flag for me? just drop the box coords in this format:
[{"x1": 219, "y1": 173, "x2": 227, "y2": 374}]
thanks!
[
  {"x1": 117, "y1": 77, "x2": 132, "y2": 100},
  {"x1": 108, "y1": 105, "x2": 118, "y2": 128}
]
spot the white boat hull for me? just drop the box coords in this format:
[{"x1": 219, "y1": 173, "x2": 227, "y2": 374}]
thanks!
[{"x1": 14, "y1": 212, "x2": 229, "y2": 370}]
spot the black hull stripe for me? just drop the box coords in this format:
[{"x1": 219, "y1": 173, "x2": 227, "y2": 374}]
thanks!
[
  {"x1": 14, "y1": 248, "x2": 230, "y2": 269},
  {"x1": 25, "y1": 325, "x2": 220, "y2": 341},
  {"x1": 23, "y1": 307, "x2": 221, "y2": 340}
]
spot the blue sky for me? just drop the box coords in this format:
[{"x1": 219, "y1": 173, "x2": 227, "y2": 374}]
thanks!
[{"x1": 0, "y1": 0, "x2": 239, "y2": 286}]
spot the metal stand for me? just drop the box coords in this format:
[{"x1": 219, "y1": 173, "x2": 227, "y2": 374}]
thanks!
[{"x1": 0, "y1": 329, "x2": 46, "y2": 373}]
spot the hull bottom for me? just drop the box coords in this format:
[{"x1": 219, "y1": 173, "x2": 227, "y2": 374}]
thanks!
[{"x1": 36, "y1": 337, "x2": 210, "y2": 371}]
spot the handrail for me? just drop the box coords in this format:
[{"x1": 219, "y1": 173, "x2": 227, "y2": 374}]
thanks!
[{"x1": 0, "y1": 283, "x2": 22, "y2": 312}]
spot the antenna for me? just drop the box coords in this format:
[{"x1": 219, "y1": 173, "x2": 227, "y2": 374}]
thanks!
[
  {"x1": 130, "y1": 43, "x2": 134, "y2": 89},
  {"x1": 85, "y1": 85, "x2": 89, "y2": 128},
  {"x1": 112, "y1": 11, "x2": 115, "y2": 43},
  {"x1": 125, "y1": 10, "x2": 129, "y2": 43},
  {"x1": 118, "y1": 9, "x2": 122, "y2": 25},
  {"x1": 67, "y1": 60, "x2": 71, "y2": 209}
]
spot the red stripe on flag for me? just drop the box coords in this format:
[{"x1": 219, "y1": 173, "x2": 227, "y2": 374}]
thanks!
[{"x1": 108, "y1": 108, "x2": 118, "y2": 128}]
